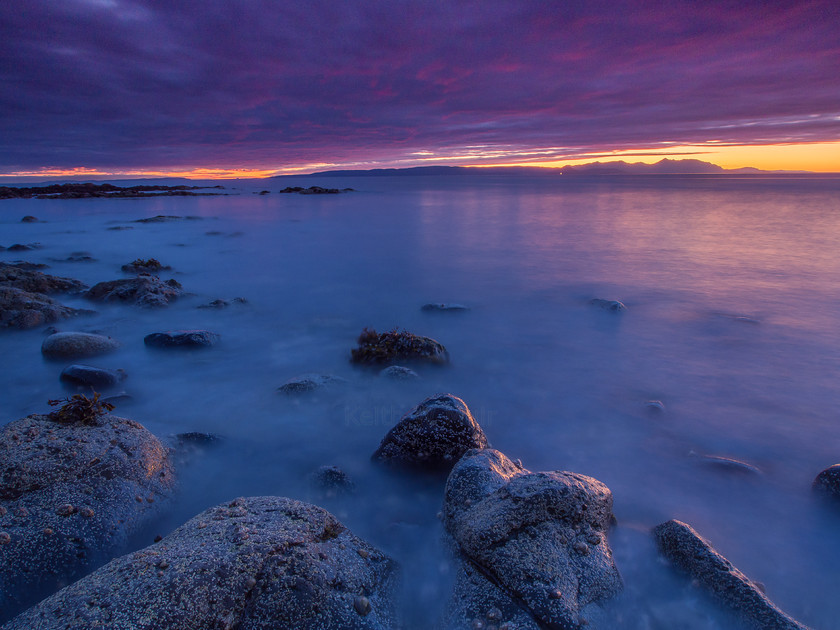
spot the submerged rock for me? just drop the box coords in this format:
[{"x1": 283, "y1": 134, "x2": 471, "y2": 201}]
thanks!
[
  {"x1": 20, "y1": 216, "x2": 38, "y2": 223},
  {"x1": 277, "y1": 373, "x2": 348, "y2": 395},
  {"x1": 589, "y1": 298, "x2": 627, "y2": 312},
  {"x1": 421, "y1": 303, "x2": 470, "y2": 313},
  {"x1": 653, "y1": 519, "x2": 808, "y2": 630},
  {"x1": 0, "y1": 263, "x2": 87, "y2": 294},
  {"x1": 85, "y1": 275, "x2": 183, "y2": 308},
  {"x1": 120, "y1": 258, "x2": 171, "y2": 274},
  {"x1": 693, "y1": 453, "x2": 762, "y2": 476},
  {"x1": 813, "y1": 464, "x2": 840, "y2": 499},
  {"x1": 378, "y1": 365, "x2": 420, "y2": 381},
  {"x1": 0, "y1": 287, "x2": 94, "y2": 330},
  {"x1": 3, "y1": 497, "x2": 399, "y2": 630},
  {"x1": 196, "y1": 297, "x2": 248, "y2": 309},
  {"x1": 41, "y1": 332, "x2": 120, "y2": 360},
  {"x1": 60, "y1": 365, "x2": 127, "y2": 389},
  {"x1": 372, "y1": 394, "x2": 488, "y2": 470},
  {"x1": 350, "y1": 328, "x2": 449, "y2": 366},
  {"x1": 443, "y1": 449, "x2": 623, "y2": 629},
  {"x1": 0, "y1": 413, "x2": 175, "y2": 622},
  {"x1": 143, "y1": 330, "x2": 219, "y2": 349},
  {"x1": 309, "y1": 465, "x2": 356, "y2": 498}
]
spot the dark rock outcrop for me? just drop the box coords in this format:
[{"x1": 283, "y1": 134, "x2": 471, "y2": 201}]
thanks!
[
  {"x1": 2, "y1": 496, "x2": 398, "y2": 630},
  {"x1": 0, "y1": 413, "x2": 175, "y2": 622},
  {"x1": 813, "y1": 464, "x2": 840, "y2": 499},
  {"x1": 20, "y1": 216, "x2": 38, "y2": 223},
  {"x1": 0, "y1": 263, "x2": 86, "y2": 294},
  {"x1": 85, "y1": 275, "x2": 183, "y2": 307},
  {"x1": 0, "y1": 287, "x2": 94, "y2": 330},
  {"x1": 197, "y1": 297, "x2": 248, "y2": 309},
  {"x1": 59, "y1": 365, "x2": 127, "y2": 389},
  {"x1": 653, "y1": 519, "x2": 808, "y2": 630},
  {"x1": 589, "y1": 298, "x2": 626, "y2": 312},
  {"x1": 350, "y1": 328, "x2": 449, "y2": 366},
  {"x1": 120, "y1": 258, "x2": 171, "y2": 274},
  {"x1": 41, "y1": 332, "x2": 120, "y2": 360},
  {"x1": 277, "y1": 373, "x2": 348, "y2": 395},
  {"x1": 372, "y1": 394, "x2": 488, "y2": 469},
  {"x1": 421, "y1": 303, "x2": 469, "y2": 312},
  {"x1": 443, "y1": 449, "x2": 623, "y2": 629},
  {"x1": 143, "y1": 330, "x2": 219, "y2": 349}
]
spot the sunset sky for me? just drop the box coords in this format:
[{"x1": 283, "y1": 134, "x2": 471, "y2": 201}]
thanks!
[{"x1": 1, "y1": 0, "x2": 838, "y2": 179}]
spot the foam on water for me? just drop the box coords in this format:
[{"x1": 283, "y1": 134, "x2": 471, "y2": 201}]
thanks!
[{"x1": 2, "y1": 174, "x2": 840, "y2": 628}]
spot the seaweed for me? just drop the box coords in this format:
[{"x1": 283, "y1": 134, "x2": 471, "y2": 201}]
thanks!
[
  {"x1": 350, "y1": 327, "x2": 448, "y2": 365},
  {"x1": 47, "y1": 392, "x2": 114, "y2": 426}
]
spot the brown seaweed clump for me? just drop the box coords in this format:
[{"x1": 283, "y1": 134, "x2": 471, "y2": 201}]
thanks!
[
  {"x1": 350, "y1": 327, "x2": 449, "y2": 366},
  {"x1": 47, "y1": 393, "x2": 114, "y2": 426}
]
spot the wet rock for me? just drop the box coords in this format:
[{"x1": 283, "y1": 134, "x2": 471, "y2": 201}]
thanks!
[
  {"x1": 379, "y1": 365, "x2": 420, "y2": 381},
  {"x1": 421, "y1": 303, "x2": 470, "y2": 312},
  {"x1": 132, "y1": 215, "x2": 183, "y2": 223},
  {"x1": 350, "y1": 328, "x2": 449, "y2": 366},
  {"x1": 277, "y1": 373, "x2": 348, "y2": 395},
  {"x1": 693, "y1": 453, "x2": 762, "y2": 475},
  {"x1": 60, "y1": 365, "x2": 127, "y2": 389},
  {"x1": 645, "y1": 400, "x2": 665, "y2": 413},
  {"x1": 443, "y1": 449, "x2": 623, "y2": 629},
  {"x1": 120, "y1": 258, "x2": 171, "y2": 274},
  {"x1": 309, "y1": 465, "x2": 356, "y2": 498},
  {"x1": 589, "y1": 298, "x2": 627, "y2": 312},
  {"x1": 372, "y1": 394, "x2": 488, "y2": 469},
  {"x1": 653, "y1": 519, "x2": 808, "y2": 630},
  {"x1": 0, "y1": 263, "x2": 87, "y2": 294},
  {"x1": 2, "y1": 497, "x2": 398, "y2": 630},
  {"x1": 58, "y1": 252, "x2": 96, "y2": 263},
  {"x1": 41, "y1": 332, "x2": 120, "y2": 360},
  {"x1": 85, "y1": 275, "x2": 183, "y2": 307},
  {"x1": 144, "y1": 330, "x2": 219, "y2": 349},
  {"x1": 197, "y1": 297, "x2": 248, "y2": 309},
  {"x1": 20, "y1": 216, "x2": 38, "y2": 223},
  {"x1": 813, "y1": 464, "x2": 840, "y2": 499},
  {"x1": 0, "y1": 287, "x2": 94, "y2": 330},
  {"x1": 2, "y1": 261, "x2": 49, "y2": 271},
  {"x1": 0, "y1": 413, "x2": 175, "y2": 621},
  {"x1": 6, "y1": 243, "x2": 41, "y2": 252}
]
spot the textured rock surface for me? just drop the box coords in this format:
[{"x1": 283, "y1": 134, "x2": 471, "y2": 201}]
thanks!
[
  {"x1": 378, "y1": 365, "x2": 420, "y2": 381},
  {"x1": 0, "y1": 287, "x2": 93, "y2": 329},
  {"x1": 443, "y1": 449, "x2": 622, "y2": 629},
  {"x1": 277, "y1": 373, "x2": 348, "y2": 395},
  {"x1": 41, "y1": 332, "x2": 120, "y2": 359},
  {"x1": 0, "y1": 263, "x2": 87, "y2": 294},
  {"x1": 144, "y1": 330, "x2": 220, "y2": 348},
  {"x1": 59, "y1": 364, "x2": 127, "y2": 389},
  {"x1": 589, "y1": 298, "x2": 626, "y2": 312},
  {"x1": 2, "y1": 496, "x2": 399, "y2": 630},
  {"x1": 813, "y1": 464, "x2": 840, "y2": 499},
  {"x1": 372, "y1": 394, "x2": 488, "y2": 469},
  {"x1": 85, "y1": 275, "x2": 183, "y2": 307},
  {"x1": 350, "y1": 328, "x2": 449, "y2": 366},
  {"x1": 653, "y1": 519, "x2": 809, "y2": 630},
  {"x1": 0, "y1": 413, "x2": 175, "y2": 622}
]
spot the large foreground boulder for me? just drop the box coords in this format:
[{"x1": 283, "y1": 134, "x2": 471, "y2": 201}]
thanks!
[
  {"x1": 653, "y1": 519, "x2": 808, "y2": 630},
  {"x1": 0, "y1": 263, "x2": 87, "y2": 294},
  {"x1": 0, "y1": 287, "x2": 93, "y2": 329},
  {"x1": 85, "y1": 275, "x2": 183, "y2": 307},
  {"x1": 372, "y1": 394, "x2": 488, "y2": 470},
  {"x1": 443, "y1": 449, "x2": 622, "y2": 629},
  {"x1": 0, "y1": 411, "x2": 175, "y2": 621},
  {"x1": 350, "y1": 328, "x2": 449, "y2": 366},
  {"x1": 2, "y1": 496, "x2": 399, "y2": 630},
  {"x1": 41, "y1": 332, "x2": 120, "y2": 360}
]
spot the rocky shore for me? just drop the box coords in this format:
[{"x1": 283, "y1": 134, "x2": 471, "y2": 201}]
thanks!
[{"x1": 0, "y1": 183, "x2": 224, "y2": 200}]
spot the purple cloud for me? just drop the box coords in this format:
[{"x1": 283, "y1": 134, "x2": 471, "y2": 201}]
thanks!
[{"x1": 1, "y1": 0, "x2": 838, "y2": 172}]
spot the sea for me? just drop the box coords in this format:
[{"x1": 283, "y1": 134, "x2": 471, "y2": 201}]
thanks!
[{"x1": 2, "y1": 173, "x2": 840, "y2": 628}]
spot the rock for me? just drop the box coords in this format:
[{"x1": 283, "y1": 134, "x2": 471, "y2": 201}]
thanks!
[
  {"x1": 6, "y1": 243, "x2": 41, "y2": 252},
  {"x1": 197, "y1": 297, "x2": 248, "y2": 309},
  {"x1": 813, "y1": 464, "x2": 840, "y2": 499},
  {"x1": 350, "y1": 328, "x2": 449, "y2": 366},
  {"x1": 443, "y1": 449, "x2": 623, "y2": 629},
  {"x1": 41, "y1": 332, "x2": 120, "y2": 360},
  {"x1": 2, "y1": 261, "x2": 49, "y2": 271},
  {"x1": 143, "y1": 330, "x2": 219, "y2": 349},
  {"x1": 132, "y1": 215, "x2": 183, "y2": 223},
  {"x1": 309, "y1": 465, "x2": 356, "y2": 497},
  {"x1": 61, "y1": 252, "x2": 96, "y2": 263},
  {"x1": 421, "y1": 303, "x2": 470, "y2": 312},
  {"x1": 120, "y1": 258, "x2": 171, "y2": 274},
  {"x1": 378, "y1": 365, "x2": 420, "y2": 381},
  {"x1": 2, "y1": 497, "x2": 398, "y2": 630},
  {"x1": 0, "y1": 413, "x2": 175, "y2": 621},
  {"x1": 60, "y1": 365, "x2": 127, "y2": 389},
  {"x1": 20, "y1": 216, "x2": 38, "y2": 223},
  {"x1": 0, "y1": 263, "x2": 87, "y2": 294},
  {"x1": 372, "y1": 394, "x2": 488, "y2": 469},
  {"x1": 277, "y1": 374, "x2": 348, "y2": 395},
  {"x1": 85, "y1": 275, "x2": 183, "y2": 307},
  {"x1": 645, "y1": 400, "x2": 665, "y2": 412},
  {"x1": 0, "y1": 287, "x2": 94, "y2": 330},
  {"x1": 589, "y1": 298, "x2": 626, "y2": 312},
  {"x1": 653, "y1": 519, "x2": 808, "y2": 630},
  {"x1": 693, "y1": 453, "x2": 762, "y2": 475}
]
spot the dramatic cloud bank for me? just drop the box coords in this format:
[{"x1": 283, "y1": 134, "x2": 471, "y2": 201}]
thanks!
[{"x1": 1, "y1": 0, "x2": 838, "y2": 173}]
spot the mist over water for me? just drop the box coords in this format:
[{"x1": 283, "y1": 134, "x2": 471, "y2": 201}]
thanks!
[{"x1": 3, "y1": 174, "x2": 840, "y2": 628}]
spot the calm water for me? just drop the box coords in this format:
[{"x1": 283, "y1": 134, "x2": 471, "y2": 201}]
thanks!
[{"x1": 2, "y1": 174, "x2": 840, "y2": 628}]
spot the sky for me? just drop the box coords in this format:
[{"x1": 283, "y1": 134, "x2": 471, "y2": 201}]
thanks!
[{"x1": 1, "y1": 0, "x2": 839, "y2": 179}]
